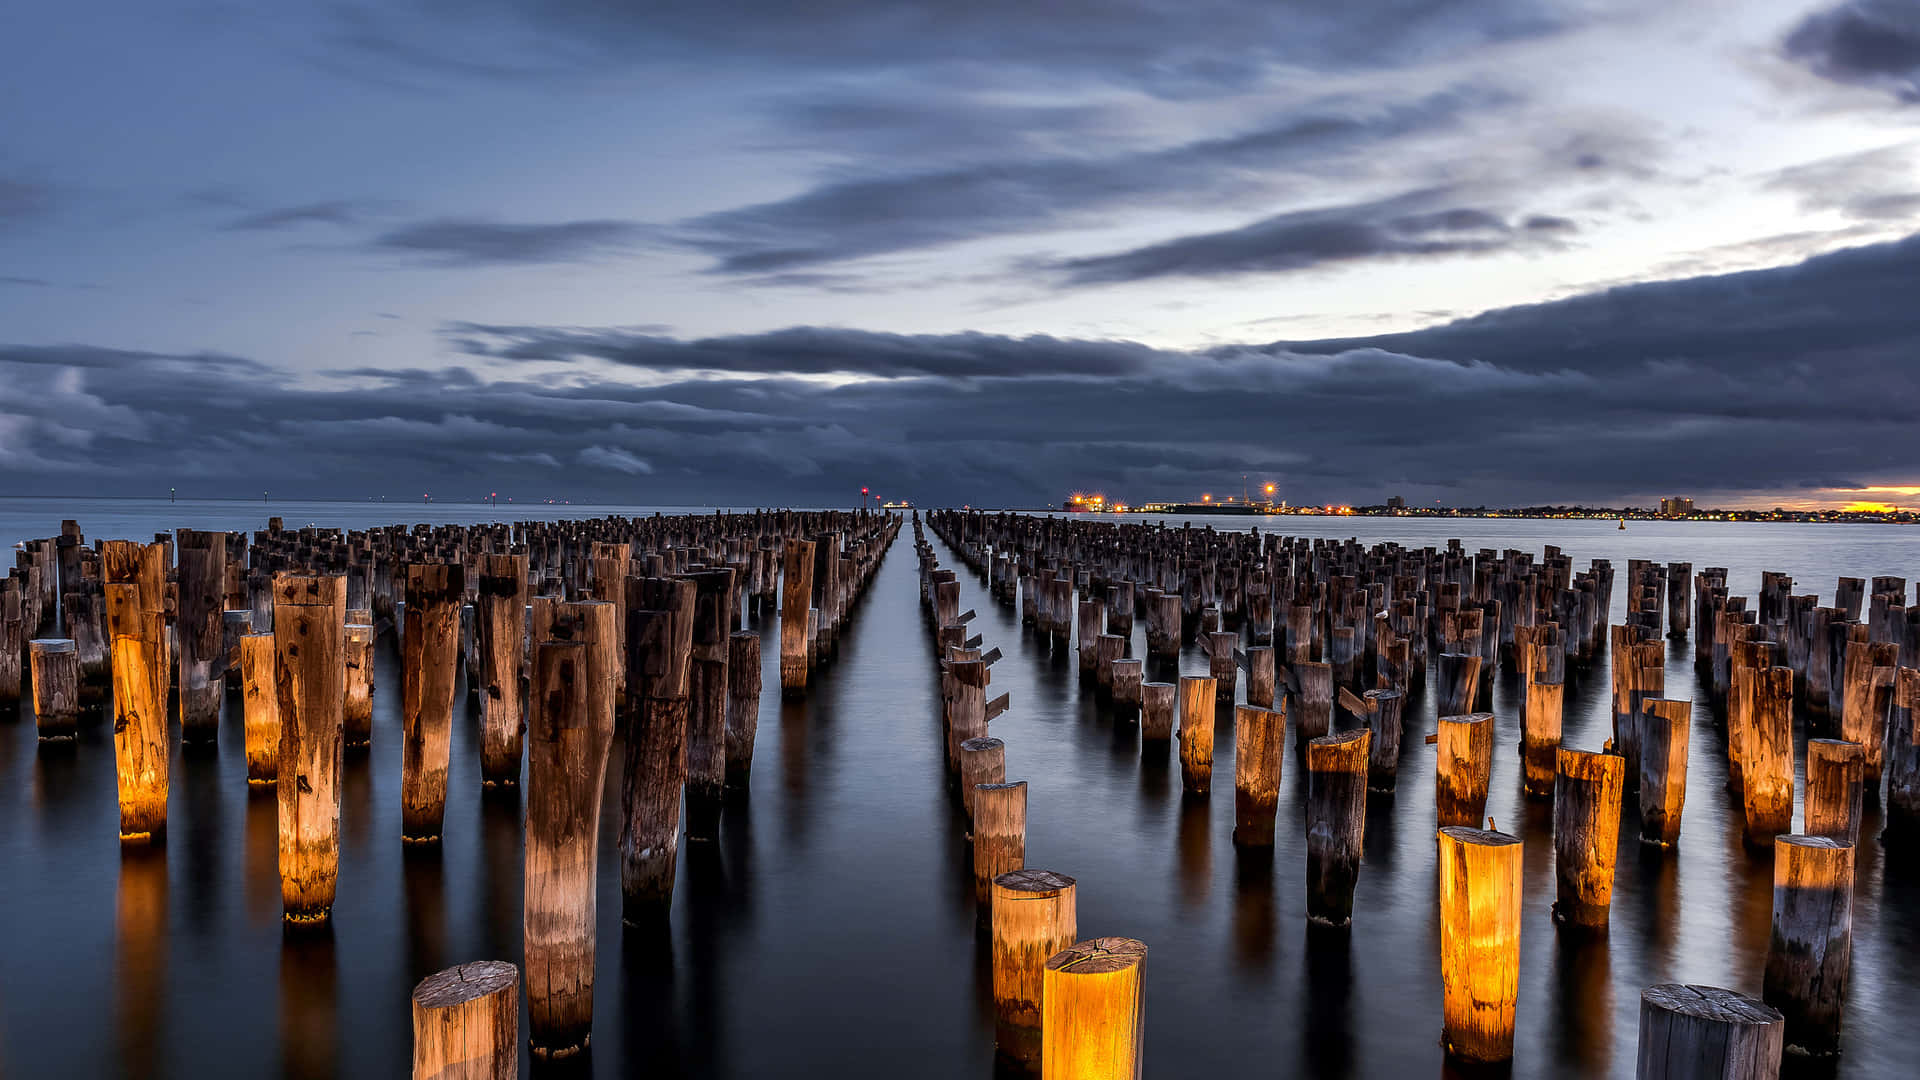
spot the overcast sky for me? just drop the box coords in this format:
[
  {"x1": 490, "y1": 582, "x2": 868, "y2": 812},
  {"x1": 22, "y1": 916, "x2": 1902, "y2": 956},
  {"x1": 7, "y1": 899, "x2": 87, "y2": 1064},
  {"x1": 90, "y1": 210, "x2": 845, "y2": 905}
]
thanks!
[{"x1": 5, "y1": 1, "x2": 1920, "y2": 508}]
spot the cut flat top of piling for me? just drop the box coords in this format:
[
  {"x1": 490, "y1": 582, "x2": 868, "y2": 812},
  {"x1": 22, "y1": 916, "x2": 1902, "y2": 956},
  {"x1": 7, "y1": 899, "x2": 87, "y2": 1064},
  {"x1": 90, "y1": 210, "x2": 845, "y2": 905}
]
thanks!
[
  {"x1": 960, "y1": 737, "x2": 1004, "y2": 752},
  {"x1": 1310, "y1": 728, "x2": 1369, "y2": 750},
  {"x1": 1437, "y1": 712, "x2": 1494, "y2": 725},
  {"x1": 1045, "y1": 937, "x2": 1147, "y2": 975},
  {"x1": 995, "y1": 868, "x2": 1075, "y2": 895},
  {"x1": 412, "y1": 961, "x2": 518, "y2": 1006},
  {"x1": 1641, "y1": 984, "x2": 1781, "y2": 1025},
  {"x1": 1438, "y1": 826, "x2": 1520, "y2": 847},
  {"x1": 1775, "y1": 834, "x2": 1848, "y2": 851}
]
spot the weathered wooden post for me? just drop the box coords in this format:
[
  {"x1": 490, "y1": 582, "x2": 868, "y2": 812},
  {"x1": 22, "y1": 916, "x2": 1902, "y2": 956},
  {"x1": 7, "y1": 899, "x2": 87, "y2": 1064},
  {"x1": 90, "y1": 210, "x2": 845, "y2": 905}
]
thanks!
[
  {"x1": 1762, "y1": 835, "x2": 1853, "y2": 1056},
  {"x1": 1111, "y1": 658, "x2": 1143, "y2": 723},
  {"x1": 0, "y1": 581, "x2": 23, "y2": 714},
  {"x1": 685, "y1": 568, "x2": 735, "y2": 842},
  {"x1": 724, "y1": 630, "x2": 761, "y2": 790},
  {"x1": 402, "y1": 563, "x2": 464, "y2": 843},
  {"x1": 1363, "y1": 688, "x2": 1404, "y2": 792},
  {"x1": 1233, "y1": 704, "x2": 1284, "y2": 846},
  {"x1": 28, "y1": 639, "x2": 80, "y2": 739},
  {"x1": 1041, "y1": 938, "x2": 1147, "y2": 1080},
  {"x1": 1307, "y1": 727, "x2": 1370, "y2": 927},
  {"x1": 973, "y1": 781, "x2": 1027, "y2": 905},
  {"x1": 106, "y1": 584, "x2": 168, "y2": 840},
  {"x1": 1435, "y1": 712, "x2": 1494, "y2": 828},
  {"x1": 1888, "y1": 667, "x2": 1920, "y2": 838},
  {"x1": 1436, "y1": 652, "x2": 1481, "y2": 716},
  {"x1": 1245, "y1": 644, "x2": 1275, "y2": 708},
  {"x1": 1804, "y1": 739, "x2": 1864, "y2": 844},
  {"x1": 343, "y1": 621, "x2": 375, "y2": 748},
  {"x1": 1636, "y1": 984, "x2": 1782, "y2": 1080},
  {"x1": 1638, "y1": 698, "x2": 1688, "y2": 848},
  {"x1": 525, "y1": 635, "x2": 613, "y2": 1058},
  {"x1": 1744, "y1": 667, "x2": 1796, "y2": 847},
  {"x1": 1292, "y1": 660, "x2": 1333, "y2": 743},
  {"x1": 175, "y1": 530, "x2": 226, "y2": 741},
  {"x1": 239, "y1": 632, "x2": 279, "y2": 783},
  {"x1": 1553, "y1": 748, "x2": 1624, "y2": 930},
  {"x1": 1177, "y1": 675, "x2": 1216, "y2": 794},
  {"x1": 780, "y1": 539, "x2": 815, "y2": 696},
  {"x1": 275, "y1": 573, "x2": 346, "y2": 924},
  {"x1": 960, "y1": 736, "x2": 1007, "y2": 822},
  {"x1": 1438, "y1": 826, "x2": 1522, "y2": 1063},
  {"x1": 1140, "y1": 681, "x2": 1174, "y2": 744},
  {"x1": 620, "y1": 578, "x2": 694, "y2": 921},
  {"x1": 475, "y1": 553, "x2": 528, "y2": 785},
  {"x1": 1524, "y1": 671, "x2": 1565, "y2": 800},
  {"x1": 992, "y1": 868, "x2": 1077, "y2": 1065},
  {"x1": 411, "y1": 960, "x2": 518, "y2": 1080}
]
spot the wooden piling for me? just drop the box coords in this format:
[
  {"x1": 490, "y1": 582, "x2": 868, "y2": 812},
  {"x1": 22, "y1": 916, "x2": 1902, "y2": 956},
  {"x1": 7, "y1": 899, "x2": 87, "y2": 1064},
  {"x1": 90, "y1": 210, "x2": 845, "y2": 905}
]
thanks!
[
  {"x1": 1762, "y1": 835, "x2": 1853, "y2": 1056},
  {"x1": 401, "y1": 563, "x2": 464, "y2": 842},
  {"x1": 1638, "y1": 698, "x2": 1689, "y2": 848},
  {"x1": 1436, "y1": 652, "x2": 1481, "y2": 716},
  {"x1": 1177, "y1": 675, "x2": 1216, "y2": 794},
  {"x1": 1524, "y1": 674, "x2": 1565, "y2": 800},
  {"x1": 343, "y1": 621, "x2": 375, "y2": 748},
  {"x1": 1232, "y1": 704, "x2": 1284, "y2": 846},
  {"x1": 684, "y1": 568, "x2": 735, "y2": 842},
  {"x1": 1435, "y1": 712, "x2": 1494, "y2": 828},
  {"x1": 274, "y1": 573, "x2": 346, "y2": 924},
  {"x1": 960, "y1": 736, "x2": 1006, "y2": 822},
  {"x1": 1804, "y1": 739, "x2": 1864, "y2": 844},
  {"x1": 412, "y1": 960, "x2": 519, "y2": 1080},
  {"x1": 992, "y1": 868, "x2": 1077, "y2": 1064},
  {"x1": 1437, "y1": 826, "x2": 1522, "y2": 1064},
  {"x1": 106, "y1": 584, "x2": 168, "y2": 839},
  {"x1": 1111, "y1": 659, "x2": 1143, "y2": 723},
  {"x1": 1306, "y1": 727, "x2": 1370, "y2": 927},
  {"x1": 724, "y1": 630, "x2": 761, "y2": 789},
  {"x1": 1040, "y1": 938, "x2": 1147, "y2": 1080},
  {"x1": 1744, "y1": 667, "x2": 1795, "y2": 847},
  {"x1": 780, "y1": 539, "x2": 815, "y2": 696},
  {"x1": 1140, "y1": 681, "x2": 1174, "y2": 743},
  {"x1": 619, "y1": 578, "x2": 694, "y2": 920},
  {"x1": 1364, "y1": 688, "x2": 1404, "y2": 792},
  {"x1": 1888, "y1": 667, "x2": 1920, "y2": 837},
  {"x1": 175, "y1": 530, "x2": 226, "y2": 741},
  {"x1": 475, "y1": 553, "x2": 528, "y2": 785},
  {"x1": 1245, "y1": 645, "x2": 1275, "y2": 708},
  {"x1": 28, "y1": 639, "x2": 80, "y2": 739},
  {"x1": 239, "y1": 632, "x2": 278, "y2": 784},
  {"x1": 1552, "y1": 748, "x2": 1625, "y2": 930},
  {"x1": 1292, "y1": 660, "x2": 1333, "y2": 743},
  {"x1": 1636, "y1": 984, "x2": 1782, "y2": 1080},
  {"x1": 973, "y1": 781, "x2": 1027, "y2": 905}
]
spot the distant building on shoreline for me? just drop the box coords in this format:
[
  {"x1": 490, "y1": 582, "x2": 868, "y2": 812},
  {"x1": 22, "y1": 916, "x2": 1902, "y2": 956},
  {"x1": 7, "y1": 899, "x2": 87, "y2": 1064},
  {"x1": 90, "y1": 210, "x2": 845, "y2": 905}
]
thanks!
[{"x1": 1659, "y1": 496, "x2": 1695, "y2": 517}]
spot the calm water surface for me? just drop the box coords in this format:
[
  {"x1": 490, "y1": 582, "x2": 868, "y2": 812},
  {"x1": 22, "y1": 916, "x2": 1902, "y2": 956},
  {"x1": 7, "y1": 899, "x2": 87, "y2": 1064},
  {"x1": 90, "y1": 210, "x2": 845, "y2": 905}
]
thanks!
[{"x1": 2, "y1": 499, "x2": 1917, "y2": 1078}]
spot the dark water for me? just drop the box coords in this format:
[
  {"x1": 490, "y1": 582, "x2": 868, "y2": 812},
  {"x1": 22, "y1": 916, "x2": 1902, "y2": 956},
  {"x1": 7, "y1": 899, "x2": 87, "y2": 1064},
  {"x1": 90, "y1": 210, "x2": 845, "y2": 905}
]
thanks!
[{"x1": 3, "y1": 499, "x2": 1918, "y2": 1078}]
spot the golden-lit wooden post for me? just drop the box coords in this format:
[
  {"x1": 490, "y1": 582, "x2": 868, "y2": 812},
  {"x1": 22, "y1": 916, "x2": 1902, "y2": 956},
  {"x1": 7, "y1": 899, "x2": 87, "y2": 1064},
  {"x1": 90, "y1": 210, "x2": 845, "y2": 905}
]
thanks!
[
  {"x1": 1176, "y1": 675, "x2": 1216, "y2": 794},
  {"x1": 1763, "y1": 835, "x2": 1854, "y2": 1056},
  {"x1": 106, "y1": 583, "x2": 168, "y2": 840},
  {"x1": 1743, "y1": 667, "x2": 1795, "y2": 847},
  {"x1": 780, "y1": 539, "x2": 815, "y2": 695},
  {"x1": 29, "y1": 638, "x2": 80, "y2": 739},
  {"x1": 1637, "y1": 984, "x2": 1782, "y2": 1080},
  {"x1": 1436, "y1": 712, "x2": 1494, "y2": 828},
  {"x1": 475, "y1": 553, "x2": 528, "y2": 785},
  {"x1": 1233, "y1": 704, "x2": 1285, "y2": 846},
  {"x1": 992, "y1": 868, "x2": 1077, "y2": 1065},
  {"x1": 1307, "y1": 727, "x2": 1370, "y2": 927},
  {"x1": 1438, "y1": 825, "x2": 1521, "y2": 1064},
  {"x1": 974, "y1": 780, "x2": 1027, "y2": 905},
  {"x1": 411, "y1": 960, "x2": 518, "y2": 1080},
  {"x1": 275, "y1": 573, "x2": 346, "y2": 924},
  {"x1": 1523, "y1": 675, "x2": 1564, "y2": 799},
  {"x1": 240, "y1": 633, "x2": 279, "y2": 783},
  {"x1": 1638, "y1": 698, "x2": 1688, "y2": 848},
  {"x1": 1553, "y1": 748, "x2": 1625, "y2": 930},
  {"x1": 1803, "y1": 739, "x2": 1865, "y2": 844},
  {"x1": 960, "y1": 736, "x2": 1006, "y2": 823},
  {"x1": 343, "y1": 621, "x2": 375, "y2": 748},
  {"x1": 1042, "y1": 938, "x2": 1147, "y2": 1080},
  {"x1": 402, "y1": 563, "x2": 464, "y2": 842}
]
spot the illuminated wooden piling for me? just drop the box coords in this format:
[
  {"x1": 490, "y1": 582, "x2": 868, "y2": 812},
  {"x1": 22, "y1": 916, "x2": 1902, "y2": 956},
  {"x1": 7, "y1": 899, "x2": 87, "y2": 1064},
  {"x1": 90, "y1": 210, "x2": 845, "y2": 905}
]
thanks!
[
  {"x1": 724, "y1": 630, "x2": 761, "y2": 789},
  {"x1": 29, "y1": 638, "x2": 80, "y2": 739},
  {"x1": 475, "y1": 553, "x2": 528, "y2": 785},
  {"x1": 411, "y1": 960, "x2": 519, "y2": 1080},
  {"x1": 1743, "y1": 667, "x2": 1795, "y2": 847},
  {"x1": 1435, "y1": 712, "x2": 1494, "y2": 828},
  {"x1": 1177, "y1": 675, "x2": 1216, "y2": 794},
  {"x1": 401, "y1": 564, "x2": 464, "y2": 842},
  {"x1": 619, "y1": 577, "x2": 694, "y2": 920},
  {"x1": 960, "y1": 736, "x2": 1006, "y2": 822},
  {"x1": 780, "y1": 539, "x2": 815, "y2": 695},
  {"x1": 525, "y1": 636, "x2": 613, "y2": 1058},
  {"x1": 973, "y1": 780, "x2": 1027, "y2": 904},
  {"x1": 1553, "y1": 748, "x2": 1624, "y2": 930},
  {"x1": 106, "y1": 584, "x2": 168, "y2": 839},
  {"x1": 1804, "y1": 739, "x2": 1864, "y2": 844},
  {"x1": 343, "y1": 621, "x2": 375, "y2": 748},
  {"x1": 1638, "y1": 698, "x2": 1689, "y2": 848},
  {"x1": 947, "y1": 657, "x2": 988, "y2": 775},
  {"x1": 1293, "y1": 660, "x2": 1333, "y2": 742},
  {"x1": 1762, "y1": 835, "x2": 1854, "y2": 1056},
  {"x1": 1636, "y1": 984, "x2": 1782, "y2": 1080},
  {"x1": 175, "y1": 530, "x2": 226, "y2": 741},
  {"x1": 1040, "y1": 937, "x2": 1147, "y2": 1080},
  {"x1": 1523, "y1": 673, "x2": 1565, "y2": 800},
  {"x1": 1232, "y1": 704, "x2": 1284, "y2": 846},
  {"x1": 1839, "y1": 640, "x2": 1896, "y2": 788},
  {"x1": 1435, "y1": 652, "x2": 1481, "y2": 716},
  {"x1": 240, "y1": 632, "x2": 278, "y2": 783},
  {"x1": 1306, "y1": 727, "x2": 1370, "y2": 927},
  {"x1": 992, "y1": 868, "x2": 1077, "y2": 1064},
  {"x1": 1140, "y1": 681, "x2": 1174, "y2": 743},
  {"x1": 1438, "y1": 826, "x2": 1522, "y2": 1064},
  {"x1": 1111, "y1": 658, "x2": 1143, "y2": 723},
  {"x1": 275, "y1": 573, "x2": 346, "y2": 924}
]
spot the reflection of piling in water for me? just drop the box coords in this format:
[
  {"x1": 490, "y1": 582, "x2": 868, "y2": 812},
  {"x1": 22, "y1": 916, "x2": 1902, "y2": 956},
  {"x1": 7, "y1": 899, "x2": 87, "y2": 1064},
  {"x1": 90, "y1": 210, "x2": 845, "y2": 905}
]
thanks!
[
  {"x1": 992, "y1": 868, "x2": 1076, "y2": 1066},
  {"x1": 1040, "y1": 937, "x2": 1146, "y2": 1080},
  {"x1": 412, "y1": 961, "x2": 518, "y2": 1080},
  {"x1": 1437, "y1": 825, "x2": 1521, "y2": 1064},
  {"x1": 1306, "y1": 728, "x2": 1368, "y2": 927},
  {"x1": 115, "y1": 846, "x2": 167, "y2": 1080},
  {"x1": 1763, "y1": 834, "x2": 1854, "y2": 1056},
  {"x1": 1552, "y1": 748, "x2": 1624, "y2": 931},
  {"x1": 279, "y1": 924, "x2": 338, "y2": 1080},
  {"x1": 1636, "y1": 984, "x2": 1781, "y2": 1080},
  {"x1": 274, "y1": 573, "x2": 346, "y2": 924}
]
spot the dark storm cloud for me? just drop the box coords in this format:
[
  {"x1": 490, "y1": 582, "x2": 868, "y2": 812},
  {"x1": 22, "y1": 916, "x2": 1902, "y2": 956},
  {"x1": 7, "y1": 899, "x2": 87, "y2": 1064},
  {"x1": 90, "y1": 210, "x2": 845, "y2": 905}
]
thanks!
[
  {"x1": 678, "y1": 87, "x2": 1502, "y2": 273},
  {"x1": 224, "y1": 200, "x2": 366, "y2": 231},
  {"x1": 1053, "y1": 191, "x2": 1573, "y2": 284},
  {"x1": 10, "y1": 230, "x2": 1920, "y2": 506},
  {"x1": 368, "y1": 218, "x2": 648, "y2": 265},
  {"x1": 1785, "y1": 1, "x2": 1920, "y2": 103}
]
